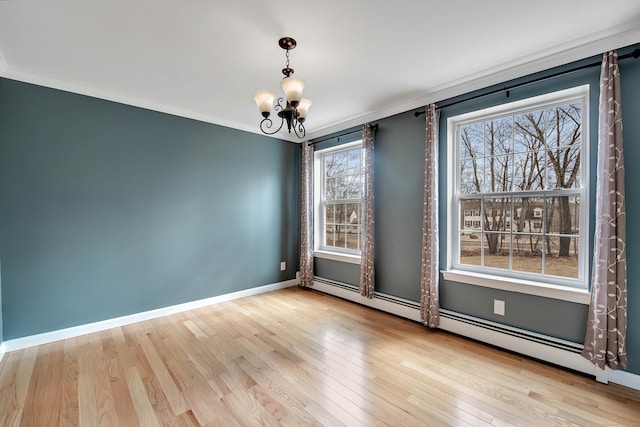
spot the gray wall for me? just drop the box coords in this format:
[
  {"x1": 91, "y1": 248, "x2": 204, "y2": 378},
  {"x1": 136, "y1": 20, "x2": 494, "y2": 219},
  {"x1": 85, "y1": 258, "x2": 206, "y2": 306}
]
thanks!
[
  {"x1": 0, "y1": 78, "x2": 299, "y2": 340},
  {"x1": 314, "y1": 115, "x2": 425, "y2": 300},
  {"x1": 619, "y1": 48, "x2": 640, "y2": 374},
  {"x1": 0, "y1": 257, "x2": 3, "y2": 344},
  {"x1": 373, "y1": 113, "x2": 425, "y2": 300},
  {"x1": 313, "y1": 44, "x2": 640, "y2": 374}
]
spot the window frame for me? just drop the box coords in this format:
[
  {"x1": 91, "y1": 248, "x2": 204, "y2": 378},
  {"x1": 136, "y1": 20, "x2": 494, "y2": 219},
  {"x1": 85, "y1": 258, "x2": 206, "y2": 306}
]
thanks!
[
  {"x1": 445, "y1": 85, "x2": 591, "y2": 302},
  {"x1": 313, "y1": 140, "x2": 364, "y2": 264}
]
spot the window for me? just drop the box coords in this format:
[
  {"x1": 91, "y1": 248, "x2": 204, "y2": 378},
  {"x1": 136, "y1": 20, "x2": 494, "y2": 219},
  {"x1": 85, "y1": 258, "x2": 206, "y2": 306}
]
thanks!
[
  {"x1": 314, "y1": 141, "x2": 364, "y2": 263},
  {"x1": 448, "y1": 86, "x2": 589, "y2": 290}
]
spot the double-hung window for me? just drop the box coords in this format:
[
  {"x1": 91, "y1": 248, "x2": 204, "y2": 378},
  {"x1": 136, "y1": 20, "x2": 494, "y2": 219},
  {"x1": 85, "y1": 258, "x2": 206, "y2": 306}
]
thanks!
[
  {"x1": 314, "y1": 141, "x2": 364, "y2": 263},
  {"x1": 447, "y1": 86, "x2": 589, "y2": 294}
]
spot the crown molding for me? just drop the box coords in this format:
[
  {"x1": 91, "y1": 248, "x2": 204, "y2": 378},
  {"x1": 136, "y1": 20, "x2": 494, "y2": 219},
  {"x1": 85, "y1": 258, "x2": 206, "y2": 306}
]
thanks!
[
  {"x1": 0, "y1": 66, "x2": 300, "y2": 143},
  {"x1": 2, "y1": 26, "x2": 639, "y2": 145},
  {"x1": 306, "y1": 26, "x2": 640, "y2": 141}
]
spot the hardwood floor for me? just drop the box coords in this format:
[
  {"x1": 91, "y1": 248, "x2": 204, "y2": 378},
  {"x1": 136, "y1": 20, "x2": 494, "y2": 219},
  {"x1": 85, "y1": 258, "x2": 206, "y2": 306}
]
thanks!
[{"x1": 1, "y1": 286, "x2": 639, "y2": 426}]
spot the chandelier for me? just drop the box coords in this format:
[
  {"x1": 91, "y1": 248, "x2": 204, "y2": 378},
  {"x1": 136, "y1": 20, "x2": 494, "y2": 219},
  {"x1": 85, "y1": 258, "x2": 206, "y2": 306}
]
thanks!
[{"x1": 253, "y1": 37, "x2": 311, "y2": 139}]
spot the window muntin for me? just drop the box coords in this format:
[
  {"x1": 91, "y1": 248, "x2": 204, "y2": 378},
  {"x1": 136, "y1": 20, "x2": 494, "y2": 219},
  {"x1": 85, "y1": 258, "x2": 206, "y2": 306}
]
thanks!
[
  {"x1": 450, "y1": 86, "x2": 588, "y2": 288},
  {"x1": 319, "y1": 143, "x2": 364, "y2": 254}
]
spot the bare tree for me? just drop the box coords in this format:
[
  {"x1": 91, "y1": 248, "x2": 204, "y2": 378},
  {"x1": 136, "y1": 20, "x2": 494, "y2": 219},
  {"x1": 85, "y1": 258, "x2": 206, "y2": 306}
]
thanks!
[
  {"x1": 324, "y1": 150, "x2": 363, "y2": 248},
  {"x1": 516, "y1": 105, "x2": 581, "y2": 257},
  {"x1": 461, "y1": 120, "x2": 512, "y2": 255},
  {"x1": 513, "y1": 111, "x2": 546, "y2": 256},
  {"x1": 460, "y1": 103, "x2": 581, "y2": 259}
]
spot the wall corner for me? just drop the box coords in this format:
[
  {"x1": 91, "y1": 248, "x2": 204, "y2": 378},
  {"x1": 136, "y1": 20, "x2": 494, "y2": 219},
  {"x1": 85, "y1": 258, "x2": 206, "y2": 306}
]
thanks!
[{"x1": 0, "y1": 49, "x2": 7, "y2": 74}]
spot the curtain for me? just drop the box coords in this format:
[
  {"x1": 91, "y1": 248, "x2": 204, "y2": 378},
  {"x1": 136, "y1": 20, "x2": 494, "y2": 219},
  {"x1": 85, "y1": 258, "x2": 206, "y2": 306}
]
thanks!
[
  {"x1": 582, "y1": 51, "x2": 627, "y2": 370},
  {"x1": 359, "y1": 123, "x2": 376, "y2": 298},
  {"x1": 420, "y1": 104, "x2": 440, "y2": 328},
  {"x1": 299, "y1": 140, "x2": 314, "y2": 287}
]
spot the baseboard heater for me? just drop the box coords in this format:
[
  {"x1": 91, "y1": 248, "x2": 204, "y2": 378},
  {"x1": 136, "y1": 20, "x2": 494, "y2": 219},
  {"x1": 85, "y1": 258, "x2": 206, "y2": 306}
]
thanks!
[
  {"x1": 314, "y1": 276, "x2": 359, "y2": 292},
  {"x1": 314, "y1": 276, "x2": 421, "y2": 309},
  {"x1": 439, "y1": 309, "x2": 583, "y2": 354},
  {"x1": 311, "y1": 276, "x2": 596, "y2": 376}
]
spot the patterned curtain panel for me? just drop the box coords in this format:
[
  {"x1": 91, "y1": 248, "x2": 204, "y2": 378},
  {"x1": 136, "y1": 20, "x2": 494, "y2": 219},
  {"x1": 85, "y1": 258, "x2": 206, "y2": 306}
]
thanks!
[
  {"x1": 299, "y1": 140, "x2": 314, "y2": 287},
  {"x1": 420, "y1": 104, "x2": 440, "y2": 328},
  {"x1": 359, "y1": 123, "x2": 376, "y2": 298},
  {"x1": 582, "y1": 51, "x2": 627, "y2": 370}
]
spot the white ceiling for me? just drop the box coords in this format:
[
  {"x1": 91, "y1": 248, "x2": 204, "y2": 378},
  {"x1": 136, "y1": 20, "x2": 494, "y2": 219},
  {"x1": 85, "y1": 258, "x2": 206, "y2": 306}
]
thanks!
[{"x1": 1, "y1": 1, "x2": 639, "y2": 142}]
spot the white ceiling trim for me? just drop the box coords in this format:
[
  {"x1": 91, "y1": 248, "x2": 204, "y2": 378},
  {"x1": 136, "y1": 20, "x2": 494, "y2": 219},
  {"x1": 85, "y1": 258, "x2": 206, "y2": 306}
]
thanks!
[
  {"x1": 305, "y1": 26, "x2": 640, "y2": 140},
  {"x1": 0, "y1": 66, "x2": 300, "y2": 143},
  {"x1": 1, "y1": 27, "x2": 639, "y2": 144}
]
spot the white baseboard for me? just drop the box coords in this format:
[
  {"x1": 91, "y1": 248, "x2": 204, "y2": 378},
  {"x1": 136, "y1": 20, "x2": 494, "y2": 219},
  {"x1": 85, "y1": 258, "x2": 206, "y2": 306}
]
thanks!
[
  {"x1": 2, "y1": 279, "x2": 297, "y2": 353},
  {"x1": 3, "y1": 276, "x2": 639, "y2": 392},
  {"x1": 310, "y1": 277, "x2": 640, "y2": 391},
  {"x1": 606, "y1": 367, "x2": 640, "y2": 390}
]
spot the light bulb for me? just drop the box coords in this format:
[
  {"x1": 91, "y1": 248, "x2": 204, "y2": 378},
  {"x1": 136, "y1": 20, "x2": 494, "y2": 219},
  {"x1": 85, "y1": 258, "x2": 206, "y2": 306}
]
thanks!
[
  {"x1": 280, "y1": 77, "x2": 305, "y2": 107},
  {"x1": 297, "y1": 98, "x2": 312, "y2": 122},
  {"x1": 253, "y1": 90, "x2": 275, "y2": 117}
]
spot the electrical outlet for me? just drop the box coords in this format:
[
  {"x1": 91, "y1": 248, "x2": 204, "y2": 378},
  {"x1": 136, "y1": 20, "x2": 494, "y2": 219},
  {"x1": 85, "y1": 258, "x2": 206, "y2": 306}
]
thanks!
[
  {"x1": 280, "y1": 261, "x2": 286, "y2": 271},
  {"x1": 494, "y1": 299, "x2": 505, "y2": 316}
]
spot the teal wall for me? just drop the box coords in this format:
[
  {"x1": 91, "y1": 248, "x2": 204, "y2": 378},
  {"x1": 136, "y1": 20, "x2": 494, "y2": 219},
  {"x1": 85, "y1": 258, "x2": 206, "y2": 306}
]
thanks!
[
  {"x1": 373, "y1": 113, "x2": 425, "y2": 299},
  {"x1": 313, "y1": 44, "x2": 640, "y2": 374},
  {"x1": 619, "y1": 47, "x2": 640, "y2": 374},
  {"x1": 0, "y1": 256, "x2": 3, "y2": 345},
  {"x1": 0, "y1": 78, "x2": 299, "y2": 340},
  {"x1": 313, "y1": 115, "x2": 426, "y2": 300}
]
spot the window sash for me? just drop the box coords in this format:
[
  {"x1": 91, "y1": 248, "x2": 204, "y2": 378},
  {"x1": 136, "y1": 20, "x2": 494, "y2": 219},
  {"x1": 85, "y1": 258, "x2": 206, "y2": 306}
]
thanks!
[
  {"x1": 448, "y1": 86, "x2": 589, "y2": 289},
  {"x1": 318, "y1": 144, "x2": 364, "y2": 255}
]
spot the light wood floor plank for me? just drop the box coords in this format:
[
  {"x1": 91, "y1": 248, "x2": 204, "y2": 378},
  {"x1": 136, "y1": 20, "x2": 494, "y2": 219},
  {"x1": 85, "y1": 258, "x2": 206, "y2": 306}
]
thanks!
[
  {"x1": 14, "y1": 346, "x2": 38, "y2": 424},
  {"x1": 59, "y1": 339, "x2": 80, "y2": 427},
  {"x1": 0, "y1": 350, "x2": 24, "y2": 427},
  {"x1": 19, "y1": 342, "x2": 63, "y2": 427},
  {"x1": 138, "y1": 333, "x2": 188, "y2": 416},
  {"x1": 100, "y1": 329, "x2": 140, "y2": 427},
  {"x1": 125, "y1": 367, "x2": 160, "y2": 427},
  {"x1": 1, "y1": 286, "x2": 639, "y2": 426},
  {"x1": 164, "y1": 358, "x2": 221, "y2": 425},
  {"x1": 78, "y1": 374, "x2": 99, "y2": 427}
]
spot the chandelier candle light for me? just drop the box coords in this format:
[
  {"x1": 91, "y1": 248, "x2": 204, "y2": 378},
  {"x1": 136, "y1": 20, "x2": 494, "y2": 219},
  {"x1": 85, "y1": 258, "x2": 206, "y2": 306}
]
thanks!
[{"x1": 253, "y1": 37, "x2": 311, "y2": 138}]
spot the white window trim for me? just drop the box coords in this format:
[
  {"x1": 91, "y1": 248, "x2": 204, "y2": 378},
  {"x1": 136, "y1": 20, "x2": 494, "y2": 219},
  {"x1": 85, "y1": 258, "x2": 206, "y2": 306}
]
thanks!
[
  {"x1": 313, "y1": 140, "x2": 363, "y2": 264},
  {"x1": 445, "y1": 85, "x2": 591, "y2": 300},
  {"x1": 313, "y1": 249, "x2": 362, "y2": 264},
  {"x1": 441, "y1": 270, "x2": 590, "y2": 304}
]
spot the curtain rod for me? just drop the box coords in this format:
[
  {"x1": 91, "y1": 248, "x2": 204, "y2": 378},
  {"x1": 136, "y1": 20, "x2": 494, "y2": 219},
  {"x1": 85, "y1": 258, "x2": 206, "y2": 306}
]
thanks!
[
  {"x1": 308, "y1": 123, "x2": 378, "y2": 146},
  {"x1": 414, "y1": 48, "x2": 640, "y2": 117}
]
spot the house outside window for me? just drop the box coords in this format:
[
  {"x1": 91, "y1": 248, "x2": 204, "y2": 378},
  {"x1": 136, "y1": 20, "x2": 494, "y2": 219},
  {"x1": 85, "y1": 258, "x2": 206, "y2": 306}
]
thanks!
[
  {"x1": 314, "y1": 141, "x2": 364, "y2": 264},
  {"x1": 447, "y1": 86, "x2": 589, "y2": 290}
]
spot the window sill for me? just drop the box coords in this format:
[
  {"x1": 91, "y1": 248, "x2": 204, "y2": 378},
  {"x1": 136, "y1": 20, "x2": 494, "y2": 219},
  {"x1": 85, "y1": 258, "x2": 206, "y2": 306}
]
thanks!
[
  {"x1": 441, "y1": 269, "x2": 590, "y2": 304},
  {"x1": 314, "y1": 250, "x2": 361, "y2": 265}
]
